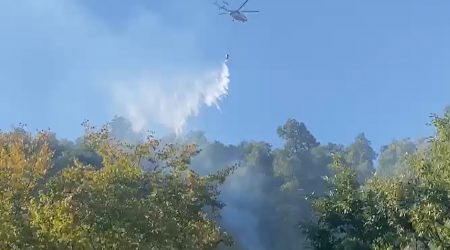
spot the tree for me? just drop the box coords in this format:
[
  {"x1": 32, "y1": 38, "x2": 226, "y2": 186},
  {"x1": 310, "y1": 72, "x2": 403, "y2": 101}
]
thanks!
[
  {"x1": 300, "y1": 154, "x2": 417, "y2": 250},
  {"x1": 377, "y1": 139, "x2": 417, "y2": 178},
  {"x1": 344, "y1": 133, "x2": 377, "y2": 183},
  {"x1": 240, "y1": 141, "x2": 274, "y2": 177},
  {"x1": 274, "y1": 119, "x2": 322, "y2": 191},
  {"x1": 444, "y1": 105, "x2": 450, "y2": 115},
  {"x1": 271, "y1": 119, "x2": 329, "y2": 250},
  {"x1": 0, "y1": 122, "x2": 237, "y2": 250},
  {"x1": 0, "y1": 127, "x2": 53, "y2": 248},
  {"x1": 302, "y1": 113, "x2": 450, "y2": 250},
  {"x1": 6, "y1": 111, "x2": 450, "y2": 250},
  {"x1": 405, "y1": 113, "x2": 450, "y2": 249},
  {"x1": 110, "y1": 115, "x2": 144, "y2": 145},
  {"x1": 276, "y1": 119, "x2": 320, "y2": 159}
]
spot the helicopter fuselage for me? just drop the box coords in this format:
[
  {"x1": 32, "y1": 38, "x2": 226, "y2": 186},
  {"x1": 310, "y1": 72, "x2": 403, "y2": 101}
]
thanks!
[{"x1": 230, "y1": 11, "x2": 247, "y2": 22}]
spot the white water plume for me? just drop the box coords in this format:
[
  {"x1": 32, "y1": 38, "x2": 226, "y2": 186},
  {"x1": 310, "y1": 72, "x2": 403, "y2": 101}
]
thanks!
[{"x1": 112, "y1": 62, "x2": 230, "y2": 134}]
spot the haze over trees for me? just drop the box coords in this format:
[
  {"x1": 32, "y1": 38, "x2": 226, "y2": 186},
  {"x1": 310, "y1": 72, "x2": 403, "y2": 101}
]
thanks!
[{"x1": 1, "y1": 110, "x2": 449, "y2": 249}]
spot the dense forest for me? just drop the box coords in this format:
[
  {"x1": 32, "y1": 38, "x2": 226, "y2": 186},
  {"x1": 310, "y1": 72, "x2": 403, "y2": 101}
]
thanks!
[{"x1": 1, "y1": 108, "x2": 450, "y2": 250}]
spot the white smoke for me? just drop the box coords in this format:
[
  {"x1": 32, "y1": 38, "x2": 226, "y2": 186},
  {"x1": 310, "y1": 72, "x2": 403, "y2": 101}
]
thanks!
[
  {"x1": 0, "y1": 0, "x2": 231, "y2": 136},
  {"x1": 111, "y1": 62, "x2": 230, "y2": 134}
]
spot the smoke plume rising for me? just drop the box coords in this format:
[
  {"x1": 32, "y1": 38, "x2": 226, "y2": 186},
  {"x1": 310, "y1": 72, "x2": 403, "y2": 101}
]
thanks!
[{"x1": 0, "y1": 0, "x2": 228, "y2": 135}]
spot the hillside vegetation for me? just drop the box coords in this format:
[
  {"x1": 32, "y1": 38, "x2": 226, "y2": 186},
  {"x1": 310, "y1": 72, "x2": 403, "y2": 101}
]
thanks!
[{"x1": 1, "y1": 112, "x2": 449, "y2": 250}]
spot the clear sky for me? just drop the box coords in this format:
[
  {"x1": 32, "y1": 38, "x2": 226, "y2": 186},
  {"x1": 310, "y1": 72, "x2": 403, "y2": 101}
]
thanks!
[{"x1": 0, "y1": 0, "x2": 449, "y2": 152}]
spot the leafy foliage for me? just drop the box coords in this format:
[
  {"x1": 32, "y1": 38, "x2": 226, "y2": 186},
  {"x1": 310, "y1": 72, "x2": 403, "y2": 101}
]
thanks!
[
  {"x1": 302, "y1": 112, "x2": 450, "y2": 250},
  {"x1": 2, "y1": 110, "x2": 450, "y2": 250},
  {"x1": 0, "y1": 121, "x2": 236, "y2": 249},
  {"x1": 377, "y1": 139, "x2": 417, "y2": 178}
]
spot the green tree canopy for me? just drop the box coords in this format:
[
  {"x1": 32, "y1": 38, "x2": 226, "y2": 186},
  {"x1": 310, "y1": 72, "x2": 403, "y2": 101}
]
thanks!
[
  {"x1": 0, "y1": 122, "x2": 236, "y2": 250},
  {"x1": 302, "y1": 112, "x2": 450, "y2": 250}
]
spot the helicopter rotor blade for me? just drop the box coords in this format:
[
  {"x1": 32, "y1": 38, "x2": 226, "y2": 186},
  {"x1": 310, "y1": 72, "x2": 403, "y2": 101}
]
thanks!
[
  {"x1": 237, "y1": 0, "x2": 249, "y2": 11},
  {"x1": 218, "y1": 13, "x2": 228, "y2": 15},
  {"x1": 240, "y1": 10, "x2": 259, "y2": 12}
]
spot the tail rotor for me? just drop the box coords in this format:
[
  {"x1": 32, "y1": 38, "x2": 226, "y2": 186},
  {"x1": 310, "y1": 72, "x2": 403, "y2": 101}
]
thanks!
[
  {"x1": 221, "y1": 1, "x2": 229, "y2": 10},
  {"x1": 214, "y1": 0, "x2": 228, "y2": 11}
]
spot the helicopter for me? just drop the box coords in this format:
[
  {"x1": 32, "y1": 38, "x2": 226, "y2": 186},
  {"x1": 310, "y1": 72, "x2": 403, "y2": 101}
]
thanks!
[{"x1": 213, "y1": 0, "x2": 259, "y2": 22}]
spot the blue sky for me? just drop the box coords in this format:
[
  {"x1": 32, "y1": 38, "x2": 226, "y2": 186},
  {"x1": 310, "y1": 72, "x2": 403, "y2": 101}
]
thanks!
[{"x1": 0, "y1": 0, "x2": 449, "y2": 152}]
